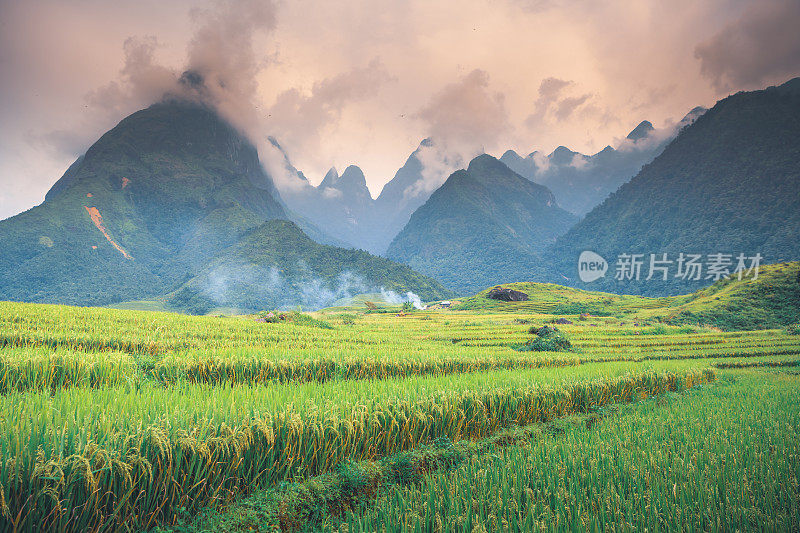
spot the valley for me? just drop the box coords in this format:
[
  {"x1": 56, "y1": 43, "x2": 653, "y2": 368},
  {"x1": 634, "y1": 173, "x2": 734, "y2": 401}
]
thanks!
[{"x1": 1, "y1": 6, "x2": 799, "y2": 530}]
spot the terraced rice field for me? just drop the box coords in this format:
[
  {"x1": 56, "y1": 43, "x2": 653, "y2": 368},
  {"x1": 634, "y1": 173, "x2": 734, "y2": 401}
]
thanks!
[
  {"x1": 0, "y1": 300, "x2": 798, "y2": 531},
  {"x1": 338, "y1": 370, "x2": 800, "y2": 532}
]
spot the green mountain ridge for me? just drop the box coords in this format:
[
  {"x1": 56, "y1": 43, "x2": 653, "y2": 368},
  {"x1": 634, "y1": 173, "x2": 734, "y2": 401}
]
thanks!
[
  {"x1": 386, "y1": 154, "x2": 577, "y2": 295},
  {"x1": 0, "y1": 100, "x2": 449, "y2": 310},
  {"x1": 457, "y1": 261, "x2": 800, "y2": 331},
  {"x1": 168, "y1": 219, "x2": 454, "y2": 313},
  {"x1": 546, "y1": 76, "x2": 800, "y2": 296},
  {"x1": 0, "y1": 100, "x2": 289, "y2": 305}
]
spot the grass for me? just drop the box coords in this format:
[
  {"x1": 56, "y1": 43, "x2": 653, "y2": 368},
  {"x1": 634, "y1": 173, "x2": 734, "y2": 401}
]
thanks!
[
  {"x1": 1, "y1": 302, "x2": 798, "y2": 391},
  {"x1": 450, "y1": 261, "x2": 800, "y2": 331},
  {"x1": 338, "y1": 369, "x2": 800, "y2": 532},
  {"x1": 0, "y1": 365, "x2": 710, "y2": 531},
  {"x1": 0, "y1": 292, "x2": 798, "y2": 531},
  {"x1": 176, "y1": 380, "x2": 707, "y2": 533}
]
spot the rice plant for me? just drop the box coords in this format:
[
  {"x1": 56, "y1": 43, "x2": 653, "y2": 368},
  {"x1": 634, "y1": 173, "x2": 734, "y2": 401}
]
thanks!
[
  {"x1": 341, "y1": 370, "x2": 800, "y2": 532},
  {"x1": 0, "y1": 366, "x2": 712, "y2": 531}
]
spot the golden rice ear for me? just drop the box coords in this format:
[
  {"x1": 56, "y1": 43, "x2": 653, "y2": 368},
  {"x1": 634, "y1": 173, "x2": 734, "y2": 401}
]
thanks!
[{"x1": 0, "y1": 483, "x2": 8, "y2": 520}]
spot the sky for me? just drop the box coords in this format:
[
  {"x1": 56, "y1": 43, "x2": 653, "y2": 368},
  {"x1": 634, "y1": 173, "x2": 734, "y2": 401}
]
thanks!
[{"x1": 1, "y1": 0, "x2": 799, "y2": 220}]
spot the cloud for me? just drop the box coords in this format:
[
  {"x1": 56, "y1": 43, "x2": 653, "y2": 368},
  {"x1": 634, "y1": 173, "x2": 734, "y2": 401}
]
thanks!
[
  {"x1": 23, "y1": 1, "x2": 393, "y2": 196},
  {"x1": 538, "y1": 77, "x2": 573, "y2": 101},
  {"x1": 612, "y1": 106, "x2": 707, "y2": 153},
  {"x1": 183, "y1": 0, "x2": 277, "y2": 133},
  {"x1": 321, "y1": 187, "x2": 343, "y2": 199},
  {"x1": 86, "y1": 36, "x2": 180, "y2": 118},
  {"x1": 77, "y1": 0, "x2": 278, "y2": 144},
  {"x1": 416, "y1": 69, "x2": 510, "y2": 154},
  {"x1": 555, "y1": 93, "x2": 592, "y2": 120},
  {"x1": 511, "y1": 0, "x2": 559, "y2": 13},
  {"x1": 530, "y1": 151, "x2": 550, "y2": 173},
  {"x1": 526, "y1": 77, "x2": 593, "y2": 126},
  {"x1": 264, "y1": 59, "x2": 393, "y2": 169},
  {"x1": 26, "y1": 36, "x2": 180, "y2": 159},
  {"x1": 407, "y1": 139, "x2": 465, "y2": 198},
  {"x1": 31, "y1": 0, "x2": 278, "y2": 162},
  {"x1": 569, "y1": 152, "x2": 589, "y2": 169},
  {"x1": 0, "y1": 0, "x2": 782, "y2": 220},
  {"x1": 694, "y1": 0, "x2": 800, "y2": 91},
  {"x1": 409, "y1": 69, "x2": 509, "y2": 188}
]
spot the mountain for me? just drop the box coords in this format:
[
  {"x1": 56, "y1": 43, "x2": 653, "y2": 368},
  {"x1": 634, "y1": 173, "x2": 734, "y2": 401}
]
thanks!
[
  {"x1": 0, "y1": 99, "x2": 447, "y2": 310},
  {"x1": 547, "y1": 77, "x2": 800, "y2": 296},
  {"x1": 500, "y1": 110, "x2": 706, "y2": 216},
  {"x1": 251, "y1": 138, "x2": 347, "y2": 248},
  {"x1": 386, "y1": 154, "x2": 577, "y2": 295},
  {"x1": 626, "y1": 120, "x2": 654, "y2": 141},
  {"x1": 279, "y1": 159, "x2": 378, "y2": 250},
  {"x1": 0, "y1": 100, "x2": 288, "y2": 305},
  {"x1": 277, "y1": 108, "x2": 708, "y2": 254},
  {"x1": 166, "y1": 219, "x2": 454, "y2": 313},
  {"x1": 318, "y1": 167, "x2": 337, "y2": 188},
  {"x1": 371, "y1": 139, "x2": 463, "y2": 253},
  {"x1": 280, "y1": 138, "x2": 461, "y2": 254}
]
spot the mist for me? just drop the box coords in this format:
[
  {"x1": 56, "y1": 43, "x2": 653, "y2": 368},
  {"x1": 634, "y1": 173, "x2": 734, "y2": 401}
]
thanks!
[
  {"x1": 194, "y1": 261, "x2": 428, "y2": 312},
  {"x1": 380, "y1": 288, "x2": 425, "y2": 310}
]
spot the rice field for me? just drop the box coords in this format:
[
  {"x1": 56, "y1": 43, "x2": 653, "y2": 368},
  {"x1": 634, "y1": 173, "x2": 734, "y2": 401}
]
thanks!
[
  {"x1": 0, "y1": 300, "x2": 798, "y2": 531},
  {"x1": 339, "y1": 370, "x2": 800, "y2": 532}
]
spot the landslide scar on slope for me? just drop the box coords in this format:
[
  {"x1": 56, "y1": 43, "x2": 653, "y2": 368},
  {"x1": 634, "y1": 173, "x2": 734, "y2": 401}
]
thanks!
[{"x1": 84, "y1": 206, "x2": 133, "y2": 259}]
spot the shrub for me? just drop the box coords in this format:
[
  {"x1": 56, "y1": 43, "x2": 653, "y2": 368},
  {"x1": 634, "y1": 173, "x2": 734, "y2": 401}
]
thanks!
[
  {"x1": 256, "y1": 310, "x2": 333, "y2": 329},
  {"x1": 787, "y1": 323, "x2": 800, "y2": 335},
  {"x1": 518, "y1": 326, "x2": 573, "y2": 352},
  {"x1": 529, "y1": 325, "x2": 559, "y2": 336},
  {"x1": 336, "y1": 459, "x2": 370, "y2": 496},
  {"x1": 336, "y1": 314, "x2": 357, "y2": 325}
]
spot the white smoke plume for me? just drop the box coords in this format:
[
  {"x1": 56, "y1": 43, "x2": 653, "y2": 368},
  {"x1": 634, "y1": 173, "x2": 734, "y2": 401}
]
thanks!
[
  {"x1": 404, "y1": 291, "x2": 424, "y2": 310},
  {"x1": 198, "y1": 261, "x2": 427, "y2": 311},
  {"x1": 380, "y1": 288, "x2": 424, "y2": 309}
]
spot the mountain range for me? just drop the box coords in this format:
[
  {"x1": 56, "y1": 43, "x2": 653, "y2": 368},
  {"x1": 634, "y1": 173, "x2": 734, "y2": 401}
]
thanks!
[
  {"x1": 1, "y1": 78, "x2": 798, "y2": 308},
  {"x1": 379, "y1": 78, "x2": 798, "y2": 297},
  {"x1": 547, "y1": 77, "x2": 800, "y2": 295},
  {"x1": 279, "y1": 157, "x2": 380, "y2": 251},
  {"x1": 277, "y1": 110, "x2": 703, "y2": 254},
  {"x1": 279, "y1": 138, "x2": 460, "y2": 254},
  {"x1": 0, "y1": 100, "x2": 452, "y2": 310},
  {"x1": 499, "y1": 107, "x2": 706, "y2": 216}
]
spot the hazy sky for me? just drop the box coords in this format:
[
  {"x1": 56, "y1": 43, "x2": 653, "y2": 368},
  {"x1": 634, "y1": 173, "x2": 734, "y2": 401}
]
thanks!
[{"x1": 1, "y1": 0, "x2": 799, "y2": 219}]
